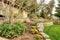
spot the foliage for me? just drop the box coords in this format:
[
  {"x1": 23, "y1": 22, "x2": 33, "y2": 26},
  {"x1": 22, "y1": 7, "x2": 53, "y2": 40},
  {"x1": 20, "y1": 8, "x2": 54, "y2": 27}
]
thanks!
[
  {"x1": 39, "y1": 0, "x2": 55, "y2": 19},
  {"x1": 55, "y1": 13, "x2": 60, "y2": 19},
  {"x1": 30, "y1": 26, "x2": 38, "y2": 34},
  {"x1": 44, "y1": 25, "x2": 60, "y2": 40},
  {"x1": 15, "y1": 0, "x2": 39, "y2": 13},
  {"x1": 0, "y1": 21, "x2": 26, "y2": 38},
  {"x1": 34, "y1": 34, "x2": 42, "y2": 40},
  {"x1": 55, "y1": 0, "x2": 60, "y2": 19},
  {"x1": 40, "y1": 9, "x2": 46, "y2": 18},
  {"x1": 28, "y1": 13, "x2": 38, "y2": 18}
]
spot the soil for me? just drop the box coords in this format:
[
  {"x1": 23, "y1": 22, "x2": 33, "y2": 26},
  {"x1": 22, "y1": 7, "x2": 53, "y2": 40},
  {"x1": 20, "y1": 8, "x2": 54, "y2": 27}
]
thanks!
[
  {"x1": 11, "y1": 32, "x2": 35, "y2": 40},
  {"x1": 11, "y1": 22, "x2": 35, "y2": 40}
]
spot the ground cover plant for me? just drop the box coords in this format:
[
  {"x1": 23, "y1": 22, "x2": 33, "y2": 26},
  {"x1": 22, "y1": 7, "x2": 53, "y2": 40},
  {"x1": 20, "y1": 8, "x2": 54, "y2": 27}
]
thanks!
[
  {"x1": 0, "y1": 21, "x2": 26, "y2": 38},
  {"x1": 44, "y1": 25, "x2": 60, "y2": 40},
  {"x1": 30, "y1": 26, "x2": 38, "y2": 34},
  {"x1": 34, "y1": 34, "x2": 43, "y2": 40}
]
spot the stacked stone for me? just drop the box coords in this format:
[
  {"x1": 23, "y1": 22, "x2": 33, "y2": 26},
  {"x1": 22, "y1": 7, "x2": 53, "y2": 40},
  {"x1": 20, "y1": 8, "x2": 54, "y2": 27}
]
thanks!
[{"x1": 37, "y1": 23, "x2": 51, "y2": 40}]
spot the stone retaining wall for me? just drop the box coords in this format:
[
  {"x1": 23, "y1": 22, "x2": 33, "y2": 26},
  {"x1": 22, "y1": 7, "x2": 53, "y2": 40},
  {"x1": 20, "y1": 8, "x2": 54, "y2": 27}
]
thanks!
[{"x1": 43, "y1": 22, "x2": 53, "y2": 26}]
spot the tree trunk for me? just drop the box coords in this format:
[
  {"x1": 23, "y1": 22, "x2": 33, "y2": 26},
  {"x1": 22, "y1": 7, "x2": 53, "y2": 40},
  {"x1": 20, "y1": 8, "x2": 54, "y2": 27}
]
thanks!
[{"x1": 9, "y1": 5, "x2": 13, "y2": 24}]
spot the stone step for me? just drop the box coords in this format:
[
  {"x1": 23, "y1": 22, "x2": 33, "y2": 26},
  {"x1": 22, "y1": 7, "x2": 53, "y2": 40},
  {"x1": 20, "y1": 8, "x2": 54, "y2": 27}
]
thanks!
[{"x1": 40, "y1": 32, "x2": 49, "y2": 39}]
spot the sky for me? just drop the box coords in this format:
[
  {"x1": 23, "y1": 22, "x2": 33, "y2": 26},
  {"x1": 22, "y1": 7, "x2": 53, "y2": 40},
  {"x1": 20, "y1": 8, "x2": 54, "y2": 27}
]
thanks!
[{"x1": 37, "y1": 0, "x2": 59, "y2": 14}]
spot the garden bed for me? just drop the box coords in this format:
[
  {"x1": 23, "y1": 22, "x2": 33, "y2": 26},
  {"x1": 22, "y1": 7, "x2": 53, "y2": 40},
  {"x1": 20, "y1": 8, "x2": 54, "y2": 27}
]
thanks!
[{"x1": 0, "y1": 21, "x2": 43, "y2": 40}]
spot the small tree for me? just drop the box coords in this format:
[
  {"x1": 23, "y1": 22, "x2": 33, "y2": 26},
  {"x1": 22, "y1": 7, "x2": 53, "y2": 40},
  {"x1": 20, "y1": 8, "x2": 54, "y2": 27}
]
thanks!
[
  {"x1": 40, "y1": 9, "x2": 46, "y2": 18},
  {"x1": 55, "y1": 0, "x2": 60, "y2": 19},
  {"x1": 46, "y1": 0, "x2": 55, "y2": 19}
]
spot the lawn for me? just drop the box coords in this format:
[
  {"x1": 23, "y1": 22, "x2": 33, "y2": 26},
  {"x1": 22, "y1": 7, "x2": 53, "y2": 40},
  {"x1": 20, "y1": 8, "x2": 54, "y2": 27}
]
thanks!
[{"x1": 44, "y1": 25, "x2": 60, "y2": 40}]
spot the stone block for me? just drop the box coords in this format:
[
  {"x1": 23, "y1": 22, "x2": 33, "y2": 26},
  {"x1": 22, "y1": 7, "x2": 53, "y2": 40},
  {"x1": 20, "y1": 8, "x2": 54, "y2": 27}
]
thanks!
[
  {"x1": 40, "y1": 32, "x2": 49, "y2": 39},
  {"x1": 37, "y1": 23, "x2": 44, "y2": 29},
  {"x1": 37, "y1": 23, "x2": 44, "y2": 32}
]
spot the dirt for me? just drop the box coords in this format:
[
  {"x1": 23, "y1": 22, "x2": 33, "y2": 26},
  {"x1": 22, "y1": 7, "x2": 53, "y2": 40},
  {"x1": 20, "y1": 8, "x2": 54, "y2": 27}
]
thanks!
[
  {"x1": 11, "y1": 32, "x2": 35, "y2": 40},
  {"x1": 11, "y1": 22, "x2": 35, "y2": 40}
]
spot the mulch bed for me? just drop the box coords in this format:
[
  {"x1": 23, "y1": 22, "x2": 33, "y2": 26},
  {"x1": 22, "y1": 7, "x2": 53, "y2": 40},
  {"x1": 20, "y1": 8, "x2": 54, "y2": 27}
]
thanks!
[{"x1": 0, "y1": 20, "x2": 44, "y2": 40}]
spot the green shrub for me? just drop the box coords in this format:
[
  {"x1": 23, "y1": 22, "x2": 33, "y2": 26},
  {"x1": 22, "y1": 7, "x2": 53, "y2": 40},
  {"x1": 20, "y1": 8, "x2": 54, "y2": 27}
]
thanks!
[
  {"x1": 34, "y1": 34, "x2": 42, "y2": 40},
  {"x1": 28, "y1": 13, "x2": 38, "y2": 18},
  {"x1": 30, "y1": 26, "x2": 38, "y2": 34},
  {"x1": 0, "y1": 21, "x2": 26, "y2": 38},
  {"x1": 40, "y1": 9, "x2": 46, "y2": 18}
]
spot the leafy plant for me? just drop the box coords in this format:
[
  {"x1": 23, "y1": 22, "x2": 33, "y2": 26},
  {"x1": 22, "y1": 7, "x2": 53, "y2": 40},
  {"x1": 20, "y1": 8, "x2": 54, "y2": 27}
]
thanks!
[
  {"x1": 0, "y1": 21, "x2": 26, "y2": 38},
  {"x1": 54, "y1": 0, "x2": 60, "y2": 19},
  {"x1": 34, "y1": 34, "x2": 42, "y2": 40},
  {"x1": 40, "y1": 9, "x2": 46, "y2": 18},
  {"x1": 30, "y1": 26, "x2": 38, "y2": 34}
]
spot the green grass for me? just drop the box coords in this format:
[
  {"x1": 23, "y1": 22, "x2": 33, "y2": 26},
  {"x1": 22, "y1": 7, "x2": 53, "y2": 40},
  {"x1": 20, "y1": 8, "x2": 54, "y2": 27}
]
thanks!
[{"x1": 44, "y1": 25, "x2": 60, "y2": 40}]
